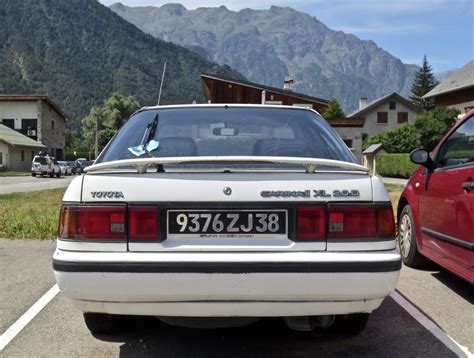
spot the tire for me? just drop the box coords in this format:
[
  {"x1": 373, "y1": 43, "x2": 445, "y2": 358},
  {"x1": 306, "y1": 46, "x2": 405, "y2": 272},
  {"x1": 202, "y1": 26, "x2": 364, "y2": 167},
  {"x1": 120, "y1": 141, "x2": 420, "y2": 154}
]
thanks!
[
  {"x1": 32, "y1": 172, "x2": 36, "y2": 177},
  {"x1": 398, "y1": 205, "x2": 426, "y2": 267},
  {"x1": 83, "y1": 313, "x2": 124, "y2": 334},
  {"x1": 49, "y1": 172, "x2": 54, "y2": 178},
  {"x1": 56, "y1": 171, "x2": 61, "y2": 178},
  {"x1": 330, "y1": 313, "x2": 370, "y2": 335}
]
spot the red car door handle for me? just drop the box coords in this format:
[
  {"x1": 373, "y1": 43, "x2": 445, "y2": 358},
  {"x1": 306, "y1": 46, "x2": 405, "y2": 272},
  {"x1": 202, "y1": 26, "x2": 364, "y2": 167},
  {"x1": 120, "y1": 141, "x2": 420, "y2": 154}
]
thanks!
[{"x1": 462, "y1": 182, "x2": 474, "y2": 190}]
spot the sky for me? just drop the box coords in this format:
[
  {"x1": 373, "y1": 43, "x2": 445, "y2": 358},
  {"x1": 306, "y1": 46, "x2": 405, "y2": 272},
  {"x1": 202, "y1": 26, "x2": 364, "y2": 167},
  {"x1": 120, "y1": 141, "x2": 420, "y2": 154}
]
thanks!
[{"x1": 99, "y1": 0, "x2": 474, "y2": 73}]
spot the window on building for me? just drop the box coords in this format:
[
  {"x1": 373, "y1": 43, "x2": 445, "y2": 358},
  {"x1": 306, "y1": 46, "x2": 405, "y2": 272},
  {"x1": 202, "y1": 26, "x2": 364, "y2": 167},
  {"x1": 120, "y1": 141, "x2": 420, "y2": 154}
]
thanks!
[
  {"x1": 21, "y1": 118, "x2": 38, "y2": 137},
  {"x1": 0, "y1": 152, "x2": 3, "y2": 165},
  {"x1": 2, "y1": 119, "x2": 15, "y2": 129},
  {"x1": 343, "y1": 139, "x2": 353, "y2": 148},
  {"x1": 377, "y1": 112, "x2": 388, "y2": 124},
  {"x1": 21, "y1": 150, "x2": 25, "y2": 162},
  {"x1": 389, "y1": 101, "x2": 396, "y2": 110},
  {"x1": 397, "y1": 112, "x2": 409, "y2": 123},
  {"x1": 31, "y1": 151, "x2": 34, "y2": 160},
  {"x1": 51, "y1": 120, "x2": 55, "y2": 130}
]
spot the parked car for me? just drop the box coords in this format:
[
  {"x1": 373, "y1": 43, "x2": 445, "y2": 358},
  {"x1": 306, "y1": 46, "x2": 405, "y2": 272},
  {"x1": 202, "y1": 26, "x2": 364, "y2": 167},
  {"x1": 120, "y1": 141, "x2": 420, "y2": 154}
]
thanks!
[
  {"x1": 53, "y1": 105, "x2": 400, "y2": 335},
  {"x1": 31, "y1": 155, "x2": 61, "y2": 178},
  {"x1": 75, "y1": 158, "x2": 88, "y2": 173},
  {"x1": 398, "y1": 109, "x2": 474, "y2": 284},
  {"x1": 58, "y1": 161, "x2": 72, "y2": 176},
  {"x1": 67, "y1": 161, "x2": 79, "y2": 175}
]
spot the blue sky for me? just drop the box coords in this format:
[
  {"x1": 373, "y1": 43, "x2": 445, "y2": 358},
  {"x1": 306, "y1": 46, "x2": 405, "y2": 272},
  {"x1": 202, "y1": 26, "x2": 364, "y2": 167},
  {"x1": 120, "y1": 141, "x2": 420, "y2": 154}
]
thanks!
[{"x1": 100, "y1": 0, "x2": 474, "y2": 73}]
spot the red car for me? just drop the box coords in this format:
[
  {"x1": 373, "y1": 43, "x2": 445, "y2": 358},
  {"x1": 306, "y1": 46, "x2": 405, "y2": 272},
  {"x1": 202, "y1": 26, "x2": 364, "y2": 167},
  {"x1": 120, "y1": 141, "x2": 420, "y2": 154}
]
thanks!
[{"x1": 398, "y1": 109, "x2": 474, "y2": 284}]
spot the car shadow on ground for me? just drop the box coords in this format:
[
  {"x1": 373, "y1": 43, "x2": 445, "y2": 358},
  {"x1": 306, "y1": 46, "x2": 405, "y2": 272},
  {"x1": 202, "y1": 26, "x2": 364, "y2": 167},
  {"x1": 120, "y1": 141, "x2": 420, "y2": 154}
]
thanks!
[
  {"x1": 431, "y1": 269, "x2": 473, "y2": 304},
  {"x1": 91, "y1": 297, "x2": 456, "y2": 358}
]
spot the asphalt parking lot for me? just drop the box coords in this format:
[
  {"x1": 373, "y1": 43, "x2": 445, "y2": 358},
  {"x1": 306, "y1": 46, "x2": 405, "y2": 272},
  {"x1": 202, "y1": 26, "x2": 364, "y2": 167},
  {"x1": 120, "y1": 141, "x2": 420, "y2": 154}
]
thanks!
[
  {"x1": 0, "y1": 175, "x2": 77, "y2": 195},
  {"x1": 0, "y1": 239, "x2": 471, "y2": 357}
]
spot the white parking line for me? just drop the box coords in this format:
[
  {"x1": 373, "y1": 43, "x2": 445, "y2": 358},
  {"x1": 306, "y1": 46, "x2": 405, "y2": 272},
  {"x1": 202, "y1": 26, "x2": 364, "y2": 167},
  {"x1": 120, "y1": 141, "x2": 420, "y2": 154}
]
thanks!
[
  {"x1": 391, "y1": 291, "x2": 472, "y2": 358},
  {"x1": 0, "y1": 285, "x2": 59, "y2": 351}
]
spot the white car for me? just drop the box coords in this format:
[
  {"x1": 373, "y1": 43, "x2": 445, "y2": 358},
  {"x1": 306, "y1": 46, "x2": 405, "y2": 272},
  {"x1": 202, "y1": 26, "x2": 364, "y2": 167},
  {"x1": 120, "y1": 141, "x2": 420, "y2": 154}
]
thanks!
[
  {"x1": 53, "y1": 104, "x2": 400, "y2": 335},
  {"x1": 57, "y1": 161, "x2": 72, "y2": 176},
  {"x1": 31, "y1": 155, "x2": 61, "y2": 178}
]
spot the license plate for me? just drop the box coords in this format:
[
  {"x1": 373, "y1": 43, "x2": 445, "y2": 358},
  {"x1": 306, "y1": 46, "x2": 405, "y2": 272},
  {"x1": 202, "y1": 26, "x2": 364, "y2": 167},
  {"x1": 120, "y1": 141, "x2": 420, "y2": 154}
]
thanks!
[{"x1": 167, "y1": 210, "x2": 287, "y2": 238}]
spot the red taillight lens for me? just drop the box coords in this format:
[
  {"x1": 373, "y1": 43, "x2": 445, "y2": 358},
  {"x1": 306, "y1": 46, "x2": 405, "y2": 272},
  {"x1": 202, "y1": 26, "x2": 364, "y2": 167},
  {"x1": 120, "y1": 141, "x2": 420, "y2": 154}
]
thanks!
[
  {"x1": 58, "y1": 205, "x2": 126, "y2": 240},
  {"x1": 328, "y1": 205, "x2": 395, "y2": 239},
  {"x1": 296, "y1": 206, "x2": 326, "y2": 240},
  {"x1": 129, "y1": 206, "x2": 158, "y2": 241},
  {"x1": 377, "y1": 206, "x2": 396, "y2": 237}
]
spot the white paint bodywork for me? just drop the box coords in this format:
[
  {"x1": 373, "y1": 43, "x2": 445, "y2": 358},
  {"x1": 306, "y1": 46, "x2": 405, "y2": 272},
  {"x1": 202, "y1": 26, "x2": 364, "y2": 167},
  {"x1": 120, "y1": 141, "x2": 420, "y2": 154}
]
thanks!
[{"x1": 54, "y1": 104, "x2": 400, "y2": 319}]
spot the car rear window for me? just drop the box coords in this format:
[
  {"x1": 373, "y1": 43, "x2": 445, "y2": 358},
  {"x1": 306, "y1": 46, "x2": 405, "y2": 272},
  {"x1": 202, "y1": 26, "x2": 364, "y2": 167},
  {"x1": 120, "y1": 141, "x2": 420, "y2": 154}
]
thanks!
[
  {"x1": 34, "y1": 157, "x2": 47, "y2": 164},
  {"x1": 97, "y1": 107, "x2": 356, "y2": 166}
]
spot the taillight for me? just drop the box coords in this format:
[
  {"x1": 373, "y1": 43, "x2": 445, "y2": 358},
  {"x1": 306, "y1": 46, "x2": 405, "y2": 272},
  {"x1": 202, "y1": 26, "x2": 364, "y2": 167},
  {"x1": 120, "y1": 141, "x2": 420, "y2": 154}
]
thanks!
[
  {"x1": 296, "y1": 206, "x2": 326, "y2": 240},
  {"x1": 295, "y1": 204, "x2": 395, "y2": 241},
  {"x1": 59, "y1": 205, "x2": 127, "y2": 240},
  {"x1": 128, "y1": 206, "x2": 158, "y2": 241},
  {"x1": 328, "y1": 205, "x2": 395, "y2": 239}
]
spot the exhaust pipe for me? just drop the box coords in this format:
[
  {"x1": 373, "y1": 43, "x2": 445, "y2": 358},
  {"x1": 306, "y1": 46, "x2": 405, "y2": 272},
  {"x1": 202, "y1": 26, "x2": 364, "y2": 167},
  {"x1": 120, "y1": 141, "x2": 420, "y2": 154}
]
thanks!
[{"x1": 284, "y1": 315, "x2": 335, "y2": 331}]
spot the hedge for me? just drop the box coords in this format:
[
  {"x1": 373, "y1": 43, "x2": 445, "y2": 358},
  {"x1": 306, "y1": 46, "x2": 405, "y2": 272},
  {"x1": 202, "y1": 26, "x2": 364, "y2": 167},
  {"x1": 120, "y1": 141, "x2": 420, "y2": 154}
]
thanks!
[
  {"x1": 65, "y1": 151, "x2": 95, "y2": 161},
  {"x1": 375, "y1": 154, "x2": 418, "y2": 178}
]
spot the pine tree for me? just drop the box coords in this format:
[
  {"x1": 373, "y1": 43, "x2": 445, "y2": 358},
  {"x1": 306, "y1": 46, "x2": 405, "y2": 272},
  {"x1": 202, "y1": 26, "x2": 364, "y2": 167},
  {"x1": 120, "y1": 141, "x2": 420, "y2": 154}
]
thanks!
[
  {"x1": 322, "y1": 96, "x2": 346, "y2": 119},
  {"x1": 410, "y1": 55, "x2": 438, "y2": 110}
]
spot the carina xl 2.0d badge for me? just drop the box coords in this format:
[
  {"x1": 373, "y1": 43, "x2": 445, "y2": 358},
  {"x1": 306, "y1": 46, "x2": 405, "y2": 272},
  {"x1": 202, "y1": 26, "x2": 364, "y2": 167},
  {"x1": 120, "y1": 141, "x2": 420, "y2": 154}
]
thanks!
[{"x1": 260, "y1": 189, "x2": 360, "y2": 198}]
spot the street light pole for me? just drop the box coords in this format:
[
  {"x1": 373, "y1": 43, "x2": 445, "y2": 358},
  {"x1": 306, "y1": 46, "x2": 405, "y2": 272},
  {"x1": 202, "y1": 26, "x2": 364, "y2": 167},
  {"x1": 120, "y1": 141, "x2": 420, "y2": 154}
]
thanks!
[{"x1": 94, "y1": 113, "x2": 99, "y2": 159}]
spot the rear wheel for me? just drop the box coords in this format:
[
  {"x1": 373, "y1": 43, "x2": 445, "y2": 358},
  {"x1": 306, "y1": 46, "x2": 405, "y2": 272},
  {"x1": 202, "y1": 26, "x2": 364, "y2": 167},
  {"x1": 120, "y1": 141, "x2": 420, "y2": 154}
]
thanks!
[
  {"x1": 32, "y1": 172, "x2": 36, "y2": 177},
  {"x1": 398, "y1": 205, "x2": 426, "y2": 267},
  {"x1": 56, "y1": 171, "x2": 61, "y2": 178},
  {"x1": 330, "y1": 313, "x2": 370, "y2": 335},
  {"x1": 83, "y1": 313, "x2": 125, "y2": 334}
]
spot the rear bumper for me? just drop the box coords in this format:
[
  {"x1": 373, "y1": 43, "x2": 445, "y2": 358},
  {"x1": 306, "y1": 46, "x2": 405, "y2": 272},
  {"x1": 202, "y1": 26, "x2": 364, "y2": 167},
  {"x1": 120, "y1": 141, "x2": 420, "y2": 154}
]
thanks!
[{"x1": 53, "y1": 249, "x2": 401, "y2": 317}]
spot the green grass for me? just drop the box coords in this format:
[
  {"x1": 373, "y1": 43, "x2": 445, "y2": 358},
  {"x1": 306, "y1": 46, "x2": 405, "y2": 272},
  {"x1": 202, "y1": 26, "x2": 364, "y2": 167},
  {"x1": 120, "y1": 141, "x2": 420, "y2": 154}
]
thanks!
[
  {"x1": 0, "y1": 171, "x2": 31, "y2": 177},
  {"x1": 0, "y1": 188, "x2": 65, "y2": 239}
]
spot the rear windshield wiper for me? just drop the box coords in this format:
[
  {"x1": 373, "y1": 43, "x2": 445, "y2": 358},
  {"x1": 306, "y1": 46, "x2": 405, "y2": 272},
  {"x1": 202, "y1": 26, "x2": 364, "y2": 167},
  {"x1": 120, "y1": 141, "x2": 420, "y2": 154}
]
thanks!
[{"x1": 128, "y1": 113, "x2": 160, "y2": 157}]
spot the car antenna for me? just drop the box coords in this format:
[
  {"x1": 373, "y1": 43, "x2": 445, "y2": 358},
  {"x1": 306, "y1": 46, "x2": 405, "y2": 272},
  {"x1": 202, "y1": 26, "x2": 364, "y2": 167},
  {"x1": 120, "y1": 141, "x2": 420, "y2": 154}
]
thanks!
[{"x1": 157, "y1": 61, "x2": 167, "y2": 106}]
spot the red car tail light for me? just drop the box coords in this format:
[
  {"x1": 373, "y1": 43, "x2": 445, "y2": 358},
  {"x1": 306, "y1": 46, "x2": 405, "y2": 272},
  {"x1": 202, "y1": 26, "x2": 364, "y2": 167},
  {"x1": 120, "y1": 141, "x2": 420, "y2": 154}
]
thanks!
[
  {"x1": 296, "y1": 206, "x2": 326, "y2": 240},
  {"x1": 58, "y1": 205, "x2": 127, "y2": 240},
  {"x1": 377, "y1": 205, "x2": 396, "y2": 237},
  {"x1": 328, "y1": 205, "x2": 395, "y2": 239},
  {"x1": 128, "y1": 206, "x2": 158, "y2": 241}
]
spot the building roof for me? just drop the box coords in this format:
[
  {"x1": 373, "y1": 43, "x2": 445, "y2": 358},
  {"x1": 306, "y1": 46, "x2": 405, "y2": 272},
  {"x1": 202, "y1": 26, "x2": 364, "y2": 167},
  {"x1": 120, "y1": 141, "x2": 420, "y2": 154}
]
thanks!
[
  {"x1": 0, "y1": 95, "x2": 70, "y2": 122},
  {"x1": 0, "y1": 124, "x2": 46, "y2": 148},
  {"x1": 423, "y1": 60, "x2": 474, "y2": 99},
  {"x1": 348, "y1": 92, "x2": 422, "y2": 118},
  {"x1": 201, "y1": 73, "x2": 329, "y2": 105},
  {"x1": 326, "y1": 118, "x2": 365, "y2": 127},
  {"x1": 363, "y1": 143, "x2": 386, "y2": 154}
]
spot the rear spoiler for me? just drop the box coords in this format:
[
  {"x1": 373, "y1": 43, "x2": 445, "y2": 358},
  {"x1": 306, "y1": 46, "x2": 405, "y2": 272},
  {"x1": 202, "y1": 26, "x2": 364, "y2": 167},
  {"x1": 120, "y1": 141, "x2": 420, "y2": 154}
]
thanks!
[{"x1": 84, "y1": 156, "x2": 369, "y2": 174}]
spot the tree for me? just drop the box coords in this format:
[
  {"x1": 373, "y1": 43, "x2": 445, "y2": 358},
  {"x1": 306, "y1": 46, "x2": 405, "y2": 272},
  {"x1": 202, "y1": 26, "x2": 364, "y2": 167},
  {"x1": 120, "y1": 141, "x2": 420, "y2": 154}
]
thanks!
[
  {"x1": 410, "y1": 55, "x2": 438, "y2": 110},
  {"x1": 82, "y1": 93, "x2": 141, "y2": 155},
  {"x1": 363, "y1": 122, "x2": 421, "y2": 153},
  {"x1": 414, "y1": 106, "x2": 460, "y2": 151},
  {"x1": 322, "y1": 96, "x2": 346, "y2": 119}
]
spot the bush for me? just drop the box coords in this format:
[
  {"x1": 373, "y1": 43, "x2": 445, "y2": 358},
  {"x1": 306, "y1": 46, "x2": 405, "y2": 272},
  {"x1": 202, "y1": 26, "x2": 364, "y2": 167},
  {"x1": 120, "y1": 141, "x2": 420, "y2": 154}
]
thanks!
[
  {"x1": 65, "y1": 151, "x2": 93, "y2": 161},
  {"x1": 375, "y1": 154, "x2": 418, "y2": 178}
]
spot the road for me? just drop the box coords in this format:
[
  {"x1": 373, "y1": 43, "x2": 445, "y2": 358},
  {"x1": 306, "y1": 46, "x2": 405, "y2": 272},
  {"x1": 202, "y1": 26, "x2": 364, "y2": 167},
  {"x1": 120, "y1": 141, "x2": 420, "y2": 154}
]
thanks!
[
  {"x1": 0, "y1": 175, "x2": 76, "y2": 195},
  {"x1": 0, "y1": 239, "x2": 471, "y2": 357}
]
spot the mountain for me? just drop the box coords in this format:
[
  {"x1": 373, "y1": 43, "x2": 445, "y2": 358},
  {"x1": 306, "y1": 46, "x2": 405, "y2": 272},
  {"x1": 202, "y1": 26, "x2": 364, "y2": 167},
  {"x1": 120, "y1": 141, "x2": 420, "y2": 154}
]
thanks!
[
  {"x1": 435, "y1": 68, "x2": 458, "y2": 83},
  {"x1": 110, "y1": 3, "x2": 419, "y2": 112},
  {"x1": 0, "y1": 0, "x2": 244, "y2": 128}
]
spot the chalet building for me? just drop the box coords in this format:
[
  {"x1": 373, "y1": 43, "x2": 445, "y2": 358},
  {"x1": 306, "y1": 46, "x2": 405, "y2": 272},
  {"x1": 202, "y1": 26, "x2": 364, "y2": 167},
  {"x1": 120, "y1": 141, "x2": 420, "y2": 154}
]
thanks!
[
  {"x1": 201, "y1": 74, "x2": 329, "y2": 113},
  {"x1": 0, "y1": 124, "x2": 45, "y2": 171},
  {"x1": 348, "y1": 92, "x2": 422, "y2": 139},
  {"x1": 0, "y1": 95, "x2": 69, "y2": 161},
  {"x1": 423, "y1": 60, "x2": 474, "y2": 114},
  {"x1": 326, "y1": 118, "x2": 365, "y2": 160}
]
